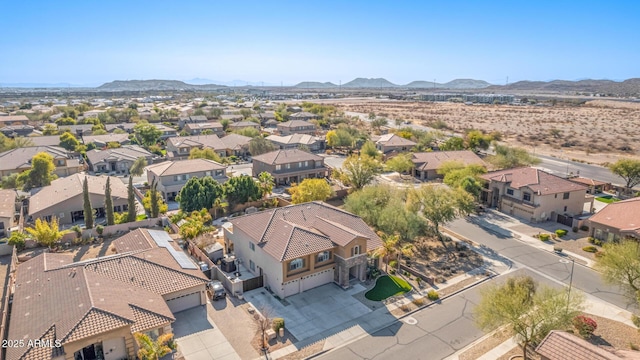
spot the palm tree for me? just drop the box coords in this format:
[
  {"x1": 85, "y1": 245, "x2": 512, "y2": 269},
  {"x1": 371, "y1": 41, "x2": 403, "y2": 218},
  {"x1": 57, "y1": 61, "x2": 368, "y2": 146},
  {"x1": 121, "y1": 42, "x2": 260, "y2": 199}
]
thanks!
[
  {"x1": 397, "y1": 243, "x2": 415, "y2": 273},
  {"x1": 373, "y1": 232, "x2": 400, "y2": 272},
  {"x1": 134, "y1": 332, "x2": 176, "y2": 360},
  {"x1": 257, "y1": 171, "x2": 275, "y2": 198},
  {"x1": 25, "y1": 217, "x2": 68, "y2": 249},
  {"x1": 212, "y1": 197, "x2": 226, "y2": 220}
]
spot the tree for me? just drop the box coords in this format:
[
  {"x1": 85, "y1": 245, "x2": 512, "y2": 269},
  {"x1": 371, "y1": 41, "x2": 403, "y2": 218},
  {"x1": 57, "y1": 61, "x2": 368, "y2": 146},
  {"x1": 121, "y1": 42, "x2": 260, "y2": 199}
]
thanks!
[
  {"x1": 596, "y1": 240, "x2": 640, "y2": 309},
  {"x1": 360, "y1": 140, "x2": 380, "y2": 159},
  {"x1": 248, "y1": 137, "x2": 276, "y2": 157},
  {"x1": 20, "y1": 152, "x2": 57, "y2": 191},
  {"x1": 42, "y1": 124, "x2": 59, "y2": 135},
  {"x1": 439, "y1": 137, "x2": 466, "y2": 151},
  {"x1": 370, "y1": 117, "x2": 388, "y2": 131},
  {"x1": 609, "y1": 159, "x2": 640, "y2": 192},
  {"x1": 224, "y1": 175, "x2": 261, "y2": 208},
  {"x1": 8, "y1": 231, "x2": 27, "y2": 251},
  {"x1": 385, "y1": 153, "x2": 413, "y2": 174},
  {"x1": 130, "y1": 157, "x2": 147, "y2": 177},
  {"x1": 408, "y1": 185, "x2": 475, "y2": 240},
  {"x1": 233, "y1": 127, "x2": 260, "y2": 138},
  {"x1": 464, "y1": 130, "x2": 493, "y2": 151},
  {"x1": 104, "y1": 177, "x2": 115, "y2": 225},
  {"x1": 25, "y1": 217, "x2": 68, "y2": 249},
  {"x1": 59, "y1": 132, "x2": 79, "y2": 151},
  {"x1": 134, "y1": 332, "x2": 176, "y2": 360},
  {"x1": 334, "y1": 155, "x2": 382, "y2": 190},
  {"x1": 290, "y1": 178, "x2": 333, "y2": 204},
  {"x1": 188, "y1": 147, "x2": 223, "y2": 163},
  {"x1": 148, "y1": 180, "x2": 161, "y2": 218},
  {"x1": 54, "y1": 117, "x2": 76, "y2": 125},
  {"x1": 178, "y1": 209, "x2": 214, "y2": 240},
  {"x1": 326, "y1": 128, "x2": 354, "y2": 149},
  {"x1": 127, "y1": 176, "x2": 137, "y2": 222},
  {"x1": 240, "y1": 108, "x2": 253, "y2": 119},
  {"x1": 487, "y1": 145, "x2": 540, "y2": 170},
  {"x1": 437, "y1": 161, "x2": 488, "y2": 196},
  {"x1": 474, "y1": 276, "x2": 583, "y2": 360},
  {"x1": 254, "y1": 307, "x2": 274, "y2": 352},
  {"x1": 83, "y1": 176, "x2": 94, "y2": 229},
  {"x1": 177, "y1": 176, "x2": 225, "y2": 213},
  {"x1": 257, "y1": 172, "x2": 275, "y2": 198},
  {"x1": 373, "y1": 232, "x2": 399, "y2": 272},
  {"x1": 1, "y1": 173, "x2": 20, "y2": 189},
  {"x1": 134, "y1": 122, "x2": 162, "y2": 147}
]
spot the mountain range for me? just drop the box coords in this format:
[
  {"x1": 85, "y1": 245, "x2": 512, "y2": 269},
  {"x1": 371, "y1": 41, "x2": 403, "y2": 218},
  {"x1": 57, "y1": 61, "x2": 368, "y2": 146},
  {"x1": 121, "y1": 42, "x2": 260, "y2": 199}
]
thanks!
[{"x1": 292, "y1": 78, "x2": 492, "y2": 89}]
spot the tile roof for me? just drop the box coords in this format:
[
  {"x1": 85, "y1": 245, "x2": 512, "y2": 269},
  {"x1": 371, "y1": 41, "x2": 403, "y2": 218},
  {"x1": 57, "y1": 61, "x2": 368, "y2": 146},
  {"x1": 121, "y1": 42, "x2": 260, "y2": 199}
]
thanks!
[
  {"x1": 375, "y1": 133, "x2": 417, "y2": 147},
  {"x1": 251, "y1": 149, "x2": 323, "y2": 165},
  {"x1": 82, "y1": 133, "x2": 130, "y2": 145},
  {"x1": 184, "y1": 122, "x2": 223, "y2": 130},
  {"x1": 230, "y1": 201, "x2": 382, "y2": 261},
  {"x1": 229, "y1": 121, "x2": 260, "y2": 128},
  {"x1": 278, "y1": 119, "x2": 316, "y2": 127},
  {"x1": 481, "y1": 167, "x2": 588, "y2": 195},
  {"x1": 589, "y1": 197, "x2": 640, "y2": 236},
  {"x1": 569, "y1": 176, "x2": 610, "y2": 186},
  {"x1": 535, "y1": 330, "x2": 628, "y2": 360},
  {"x1": 22, "y1": 135, "x2": 61, "y2": 147},
  {"x1": 0, "y1": 189, "x2": 16, "y2": 219},
  {"x1": 266, "y1": 134, "x2": 321, "y2": 146},
  {"x1": 28, "y1": 174, "x2": 128, "y2": 215},
  {"x1": 7, "y1": 241, "x2": 207, "y2": 360},
  {"x1": 112, "y1": 228, "x2": 155, "y2": 252},
  {"x1": 411, "y1": 150, "x2": 485, "y2": 171},
  {"x1": 86, "y1": 145, "x2": 153, "y2": 165},
  {"x1": 0, "y1": 115, "x2": 29, "y2": 122},
  {"x1": 167, "y1": 134, "x2": 226, "y2": 151},
  {"x1": 146, "y1": 159, "x2": 226, "y2": 177},
  {"x1": 0, "y1": 146, "x2": 72, "y2": 172},
  {"x1": 220, "y1": 133, "x2": 251, "y2": 150}
]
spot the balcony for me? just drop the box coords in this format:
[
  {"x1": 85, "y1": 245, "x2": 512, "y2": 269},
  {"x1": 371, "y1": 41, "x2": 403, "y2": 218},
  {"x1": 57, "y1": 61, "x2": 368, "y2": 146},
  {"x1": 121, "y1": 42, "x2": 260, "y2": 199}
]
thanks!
[{"x1": 502, "y1": 194, "x2": 539, "y2": 208}]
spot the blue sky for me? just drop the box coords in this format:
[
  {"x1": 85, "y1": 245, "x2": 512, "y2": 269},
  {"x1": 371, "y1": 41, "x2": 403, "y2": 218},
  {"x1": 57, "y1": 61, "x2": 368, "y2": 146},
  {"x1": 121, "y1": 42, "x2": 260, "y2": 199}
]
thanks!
[{"x1": 1, "y1": 1, "x2": 638, "y2": 85}]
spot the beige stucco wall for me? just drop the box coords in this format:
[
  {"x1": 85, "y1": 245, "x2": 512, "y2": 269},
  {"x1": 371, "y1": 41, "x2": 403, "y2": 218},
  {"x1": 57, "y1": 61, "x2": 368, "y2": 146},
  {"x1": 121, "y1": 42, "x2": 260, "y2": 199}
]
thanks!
[{"x1": 30, "y1": 193, "x2": 128, "y2": 225}]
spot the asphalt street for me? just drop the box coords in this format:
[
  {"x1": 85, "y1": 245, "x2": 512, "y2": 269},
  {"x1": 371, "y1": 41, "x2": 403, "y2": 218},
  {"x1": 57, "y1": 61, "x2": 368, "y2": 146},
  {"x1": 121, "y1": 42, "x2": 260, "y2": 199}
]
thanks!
[{"x1": 535, "y1": 154, "x2": 627, "y2": 187}]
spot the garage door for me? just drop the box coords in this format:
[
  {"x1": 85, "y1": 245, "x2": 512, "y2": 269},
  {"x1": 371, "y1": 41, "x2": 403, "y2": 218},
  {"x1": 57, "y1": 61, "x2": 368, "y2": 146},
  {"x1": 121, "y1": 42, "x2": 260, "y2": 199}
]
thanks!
[
  {"x1": 301, "y1": 269, "x2": 334, "y2": 293},
  {"x1": 283, "y1": 279, "x2": 299, "y2": 298},
  {"x1": 166, "y1": 292, "x2": 201, "y2": 313}
]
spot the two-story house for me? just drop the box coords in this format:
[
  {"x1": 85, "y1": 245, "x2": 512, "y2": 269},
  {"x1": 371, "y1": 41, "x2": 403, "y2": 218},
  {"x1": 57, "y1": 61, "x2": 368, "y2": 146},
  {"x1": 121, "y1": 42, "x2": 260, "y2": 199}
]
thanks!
[
  {"x1": 228, "y1": 121, "x2": 260, "y2": 132},
  {"x1": 374, "y1": 133, "x2": 417, "y2": 154},
  {"x1": 0, "y1": 114, "x2": 29, "y2": 127},
  {"x1": 166, "y1": 135, "x2": 227, "y2": 160},
  {"x1": 6, "y1": 229, "x2": 208, "y2": 360},
  {"x1": 0, "y1": 146, "x2": 83, "y2": 178},
  {"x1": 223, "y1": 201, "x2": 382, "y2": 299},
  {"x1": 183, "y1": 122, "x2": 225, "y2": 137},
  {"x1": 86, "y1": 145, "x2": 155, "y2": 174},
  {"x1": 266, "y1": 134, "x2": 326, "y2": 152},
  {"x1": 82, "y1": 133, "x2": 131, "y2": 147},
  {"x1": 277, "y1": 120, "x2": 317, "y2": 136},
  {"x1": 480, "y1": 167, "x2": 591, "y2": 224},
  {"x1": 288, "y1": 111, "x2": 320, "y2": 122},
  {"x1": 154, "y1": 123, "x2": 179, "y2": 140},
  {"x1": 251, "y1": 149, "x2": 329, "y2": 186},
  {"x1": 146, "y1": 159, "x2": 228, "y2": 201}
]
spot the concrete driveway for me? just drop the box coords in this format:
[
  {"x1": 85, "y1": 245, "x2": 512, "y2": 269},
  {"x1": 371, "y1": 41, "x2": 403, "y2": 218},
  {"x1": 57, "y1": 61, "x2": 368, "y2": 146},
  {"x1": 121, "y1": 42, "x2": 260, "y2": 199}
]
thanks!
[
  {"x1": 172, "y1": 305, "x2": 240, "y2": 360},
  {"x1": 243, "y1": 283, "x2": 372, "y2": 341}
]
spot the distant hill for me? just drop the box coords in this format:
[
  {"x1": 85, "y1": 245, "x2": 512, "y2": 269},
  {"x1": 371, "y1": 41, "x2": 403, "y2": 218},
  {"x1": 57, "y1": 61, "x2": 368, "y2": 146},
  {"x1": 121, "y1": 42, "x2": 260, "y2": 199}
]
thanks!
[
  {"x1": 97, "y1": 80, "x2": 227, "y2": 91},
  {"x1": 488, "y1": 78, "x2": 640, "y2": 96},
  {"x1": 293, "y1": 81, "x2": 338, "y2": 89},
  {"x1": 443, "y1": 79, "x2": 492, "y2": 89},
  {"x1": 342, "y1": 78, "x2": 398, "y2": 88}
]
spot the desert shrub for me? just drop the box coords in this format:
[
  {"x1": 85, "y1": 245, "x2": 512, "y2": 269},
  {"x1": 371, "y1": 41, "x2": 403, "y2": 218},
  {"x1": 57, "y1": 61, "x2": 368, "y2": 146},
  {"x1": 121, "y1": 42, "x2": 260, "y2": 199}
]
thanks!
[
  {"x1": 595, "y1": 250, "x2": 604, "y2": 258},
  {"x1": 539, "y1": 233, "x2": 551, "y2": 241},
  {"x1": 631, "y1": 343, "x2": 640, "y2": 351},
  {"x1": 272, "y1": 318, "x2": 285, "y2": 331},
  {"x1": 551, "y1": 233, "x2": 557, "y2": 240},
  {"x1": 582, "y1": 246, "x2": 598, "y2": 253},
  {"x1": 96, "y1": 225, "x2": 104, "y2": 236},
  {"x1": 412, "y1": 298, "x2": 426, "y2": 307},
  {"x1": 580, "y1": 225, "x2": 589, "y2": 231},
  {"x1": 400, "y1": 304, "x2": 411, "y2": 312},
  {"x1": 427, "y1": 290, "x2": 440, "y2": 301},
  {"x1": 588, "y1": 237, "x2": 595, "y2": 244},
  {"x1": 390, "y1": 269, "x2": 396, "y2": 275},
  {"x1": 70, "y1": 225, "x2": 82, "y2": 238},
  {"x1": 573, "y1": 315, "x2": 597, "y2": 338},
  {"x1": 593, "y1": 238, "x2": 603, "y2": 246},
  {"x1": 572, "y1": 227, "x2": 579, "y2": 233},
  {"x1": 389, "y1": 260, "x2": 398, "y2": 269},
  {"x1": 555, "y1": 229, "x2": 568, "y2": 237}
]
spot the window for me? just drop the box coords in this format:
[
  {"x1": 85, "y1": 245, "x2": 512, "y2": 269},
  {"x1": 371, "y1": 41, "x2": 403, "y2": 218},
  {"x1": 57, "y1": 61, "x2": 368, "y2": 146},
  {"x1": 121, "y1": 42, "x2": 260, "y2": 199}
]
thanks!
[
  {"x1": 298, "y1": 162, "x2": 303, "y2": 168},
  {"x1": 351, "y1": 245, "x2": 361, "y2": 256},
  {"x1": 563, "y1": 192, "x2": 570, "y2": 199},
  {"x1": 564, "y1": 206, "x2": 567, "y2": 212},
  {"x1": 145, "y1": 328, "x2": 160, "y2": 340},
  {"x1": 216, "y1": 170, "x2": 223, "y2": 177},
  {"x1": 122, "y1": 204, "x2": 128, "y2": 211},
  {"x1": 289, "y1": 258, "x2": 304, "y2": 271},
  {"x1": 523, "y1": 192, "x2": 531, "y2": 202},
  {"x1": 249, "y1": 242, "x2": 255, "y2": 251},
  {"x1": 506, "y1": 188, "x2": 514, "y2": 196},
  {"x1": 57, "y1": 159, "x2": 65, "y2": 166},
  {"x1": 304, "y1": 161, "x2": 309, "y2": 167},
  {"x1": 276, "y1": 165, "x2": 281, "y2": 171},
  {"x1": 285, "y1": 163, "x2": 291, "y2": 170},
  {"x1": 317, "y1": 251, "x2": 331, "y2": 263},
  {"x1": 249, "y1": 260, "x2": 255, "y2": 271},
  {"x1": 205, "y1": 171, "x2": 211, "y2": 176}
]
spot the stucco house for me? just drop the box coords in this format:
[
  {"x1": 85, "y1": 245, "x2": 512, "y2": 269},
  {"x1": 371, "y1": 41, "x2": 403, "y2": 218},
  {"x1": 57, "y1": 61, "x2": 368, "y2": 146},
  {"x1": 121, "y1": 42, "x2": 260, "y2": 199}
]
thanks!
[
  {"x1": 183, "y1": 122, "x2": 224, "y2": 137},
  {"x1": 82, "y1": 133, "x2": 131, "y2": 147},
  {"x1": 588, "y1": 197, "x2": 640, "y2": 241},
  {"x1": 28, "y1": 174, "x2": 129, "y2": 225},
  {"x1": 166, "y1": 135, "x2": 226, "y2": 160},
  {"x1": 374, "y1": 133, "x2": 416, "y2": 154},
  {"x1": 0, "y1": 189, "x2": 17, "y2": 238},
  {"x1": 480, "y1": 167, "x2": 591, "y2": 224},
  {"x1": 0, "y1": 114, "x2": 29, "y2": 127},
  {"x1": 6, "y1": 229, "x2": 208, "y2": 360},
  {"x1": 277, "y1": 120, "x2": 317, "y2": 136},
  {"x1": 228, "y1": 121, "x2": 260, "y2": 131},
  {"x1": 251, "y1": 149, "x2": 330, "y2": 186},
  {"x1": 223, "y1": 201, "x2": 382, "y2": 299},
  {"x1": 0, "y1": 146, "x2": 83, "y2": 178},
  {"x1": 411, "y1": 150, "x2": 486, "y2": 180},
  {"x1": 266, "y1": 134, "x2": 325, "y2": 152},
  {"x1": 146, "y1": 159, "x2": 227, "y2": 201},
  {"x1": 86, "y1": 145, "x2": 155, "y2": 174}
]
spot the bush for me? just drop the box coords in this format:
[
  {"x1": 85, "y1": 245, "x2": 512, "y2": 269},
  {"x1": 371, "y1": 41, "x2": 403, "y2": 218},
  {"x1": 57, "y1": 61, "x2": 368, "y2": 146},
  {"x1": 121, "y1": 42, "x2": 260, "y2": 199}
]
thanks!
[
  {"x1": 427, "y1": 290, "x2": 440, "y2": 301},
  {"x1": 8, "y1": 232, "x2": 27, "y2": 251},
  {"x1": 555, "y1": 229, "x2": 568, "y2": 237},
  {"x1": 96, "y1": 225, "x2": 104, "y2": 236},
  {"x1": 389, "y1": 260, "x2": 398, "y2": 269},
  {"x1": 70, "y1": 225, "x2": 82, "y2": 238},
  {"x1": 390, "y1": 269, "x2": 396, "y2": 275},
  {"x1": 272, "y1": 318, "x2": 285, "y2": 331},
  {"x1": 573, "y1": 315, "x2": 597, "y2": 338},
  {"x1": 593, "y1": 239, "x2": 603, "y2": 246},
  {"x1": 588, "y1": 237, "x2": 595, "y2": 244},
  {"x1": 583, "y1": 246, "x2": 598, "y2": 253},
  {"x1": 412, "y1": 298, "x2": 426, "y2": 307},
  {"x1": 539, "y1": 233, "x2": 551, "y2": 241},
  {"x1": 572, "y1": 227, "x2": 579, "y2": 233},
  {"x1": 580, "y1": 225, "x2": 589, "y2": 231}
]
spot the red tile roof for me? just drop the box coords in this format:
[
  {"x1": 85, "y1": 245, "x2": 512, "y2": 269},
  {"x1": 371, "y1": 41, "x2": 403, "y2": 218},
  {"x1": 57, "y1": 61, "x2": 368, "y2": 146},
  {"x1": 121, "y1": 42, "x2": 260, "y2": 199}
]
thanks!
[
  {"x1": 536, "y1": 330, "x2": 634, "y2": 360},
  {"x1": 589, "y1": 197, "x2": 640, "y2": 237},
  {"x1": 481, "y1": 167, "x2": 587, "y2": 195}
]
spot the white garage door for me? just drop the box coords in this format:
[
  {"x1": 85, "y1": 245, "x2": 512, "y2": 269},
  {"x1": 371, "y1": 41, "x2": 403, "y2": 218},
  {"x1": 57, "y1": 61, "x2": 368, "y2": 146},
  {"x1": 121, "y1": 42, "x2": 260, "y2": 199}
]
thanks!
[
  {"x1": 283, "y1": 279, "x2": 299, "y2": 298},
  {"x1": 166, "y1": 292, "x2": 201, "y2": 313},
  {"x1": 301, "y1": 269, "x2": 334, "y2": 293}
]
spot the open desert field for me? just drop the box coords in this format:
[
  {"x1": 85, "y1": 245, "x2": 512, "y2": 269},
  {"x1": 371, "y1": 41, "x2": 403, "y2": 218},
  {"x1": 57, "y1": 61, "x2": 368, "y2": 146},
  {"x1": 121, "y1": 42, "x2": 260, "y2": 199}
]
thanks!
[{"x1": 332, "y1": 99, "x2": 640, "y2": 164}]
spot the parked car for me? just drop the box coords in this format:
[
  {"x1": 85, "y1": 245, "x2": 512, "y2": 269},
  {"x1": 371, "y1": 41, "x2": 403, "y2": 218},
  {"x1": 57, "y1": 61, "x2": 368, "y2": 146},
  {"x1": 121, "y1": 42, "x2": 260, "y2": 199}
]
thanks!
[{"x1": 207, "y1": 280, "x2": 226, "y2": 300}]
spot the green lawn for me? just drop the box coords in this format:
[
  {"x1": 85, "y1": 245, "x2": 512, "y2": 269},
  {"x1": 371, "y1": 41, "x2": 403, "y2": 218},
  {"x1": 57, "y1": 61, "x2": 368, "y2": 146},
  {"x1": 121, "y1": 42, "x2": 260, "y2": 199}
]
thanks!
[
  {"x1": 365, "y1": 275, "x2": 412, "y2": 301},
  {"x1": 595, "y1": 196, "x2": 620, "y2": 204}
]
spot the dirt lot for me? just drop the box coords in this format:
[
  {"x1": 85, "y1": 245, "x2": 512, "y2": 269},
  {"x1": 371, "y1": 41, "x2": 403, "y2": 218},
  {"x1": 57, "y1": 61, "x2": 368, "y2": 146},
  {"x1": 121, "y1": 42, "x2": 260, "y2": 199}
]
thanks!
[{"x1": 331, "y1": 99, "x2": 640, "y2": 165}]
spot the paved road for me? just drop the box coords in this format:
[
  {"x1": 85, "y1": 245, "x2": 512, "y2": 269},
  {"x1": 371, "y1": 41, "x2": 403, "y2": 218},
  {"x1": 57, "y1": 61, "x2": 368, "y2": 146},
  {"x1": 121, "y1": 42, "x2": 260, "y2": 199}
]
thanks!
[
  {"x1": 535, "y1": 154, "x2": 628, "y2": 187},
  {"x1": 447, "y1": 217, "x2": 634, "y2": 311}
]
